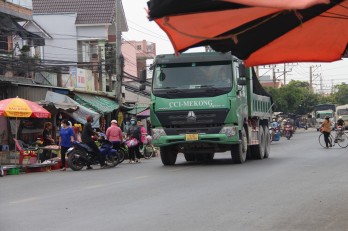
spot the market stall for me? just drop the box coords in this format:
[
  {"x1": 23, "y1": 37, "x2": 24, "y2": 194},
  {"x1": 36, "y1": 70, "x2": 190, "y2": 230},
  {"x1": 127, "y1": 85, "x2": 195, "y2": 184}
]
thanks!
[{"x1": 0, "y1": 97, "x2": 55, "y2": 173}]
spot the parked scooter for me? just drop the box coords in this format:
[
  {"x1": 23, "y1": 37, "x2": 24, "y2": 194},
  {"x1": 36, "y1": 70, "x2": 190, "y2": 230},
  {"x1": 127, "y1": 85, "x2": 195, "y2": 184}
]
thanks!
[{"x1": 67, "y1": 133, "x2": 119, "y2": 171}]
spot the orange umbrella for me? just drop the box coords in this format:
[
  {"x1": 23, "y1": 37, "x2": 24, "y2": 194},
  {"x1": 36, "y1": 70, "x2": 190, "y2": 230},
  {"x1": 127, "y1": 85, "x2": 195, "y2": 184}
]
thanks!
[
  {"x1": 0, "y1": 97, "x2": 50, "y2": 155},
  {"x1": 147, "y1": 0, "x2": 347, "y2": 66},
  {"x1": 0, "y1": 97, "x2": 51, "y2": 118}
]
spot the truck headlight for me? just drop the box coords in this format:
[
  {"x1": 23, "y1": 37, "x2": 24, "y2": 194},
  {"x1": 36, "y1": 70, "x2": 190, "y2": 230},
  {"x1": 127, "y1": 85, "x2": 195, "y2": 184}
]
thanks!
[
  {"x1": 152, "y1": 128, "x2": 166, "y2": 140},
  {"x1": 219, "y1": 126, "x2": 236, "y2": 137}
]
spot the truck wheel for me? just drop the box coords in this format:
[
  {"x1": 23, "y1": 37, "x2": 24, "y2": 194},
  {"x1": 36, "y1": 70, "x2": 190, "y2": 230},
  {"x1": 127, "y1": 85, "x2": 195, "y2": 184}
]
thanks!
[
  {"x1": 160, "y1": 146, "x2": 177, "y2": 165},
  {"x1": 263, "y1": 125, "x2": 270, "y2": 158},
  {"x1": 184, "y1": 153, "x2": 195, "y2": 161},
  {"x1": 251, "y1": 126, "x2": 265, "y2": 159},
  {"x1": 231, "y1": 127, "x2": 248, "y2": 164}
]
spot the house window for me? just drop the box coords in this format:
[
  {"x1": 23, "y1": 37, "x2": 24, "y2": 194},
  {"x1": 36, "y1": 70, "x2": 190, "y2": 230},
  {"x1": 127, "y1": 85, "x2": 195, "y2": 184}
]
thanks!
[
  {"x1": 82, "y1": 43, "x2": 90, "y2": 62},
  {"x1": 137, "y1": 45, "x2": 142, "y2": 50},
  {"x1": 0, "y1": 35, "x2": 8, "y2": 53}
]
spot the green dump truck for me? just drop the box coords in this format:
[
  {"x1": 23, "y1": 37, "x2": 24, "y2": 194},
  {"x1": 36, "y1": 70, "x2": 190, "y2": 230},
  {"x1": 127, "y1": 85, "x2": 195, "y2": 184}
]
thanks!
[{"x1": 149, "y1": 52, "x2": 272, "y2": 165}]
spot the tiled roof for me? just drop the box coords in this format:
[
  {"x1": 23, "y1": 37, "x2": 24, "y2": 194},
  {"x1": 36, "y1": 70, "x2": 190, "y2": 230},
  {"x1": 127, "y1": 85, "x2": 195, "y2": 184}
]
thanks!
[{"x1": 32, "y1": 0, "x2": 115, "y2": 24}]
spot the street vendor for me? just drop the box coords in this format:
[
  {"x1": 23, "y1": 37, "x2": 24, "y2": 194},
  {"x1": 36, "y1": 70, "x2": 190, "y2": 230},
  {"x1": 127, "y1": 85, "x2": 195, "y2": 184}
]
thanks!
[{"x1": 41, "y1": 122, "x2": 55, "y2": 162}]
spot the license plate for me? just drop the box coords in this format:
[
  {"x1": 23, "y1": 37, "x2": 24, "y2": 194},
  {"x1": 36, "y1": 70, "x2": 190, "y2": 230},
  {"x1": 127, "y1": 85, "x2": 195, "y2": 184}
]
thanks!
[{"x1": 186, "y1": 134, "x2": 198, "y2": 141}]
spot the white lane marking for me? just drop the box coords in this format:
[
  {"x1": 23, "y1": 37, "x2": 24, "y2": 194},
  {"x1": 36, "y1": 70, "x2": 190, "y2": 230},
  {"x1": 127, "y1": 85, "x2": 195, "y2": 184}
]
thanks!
[
  {"x1": 133, "y1": 176, "x2": 149, "y2": 180},
  {"x1": 84, "y1": 184, "x2": 105, "y2": 189},
  {"x1": 8, "y1": 175, "x2": 151, "y2": 204},
  {"x1": 10, "y1": 197, "x2": 40, "y2": 204}
]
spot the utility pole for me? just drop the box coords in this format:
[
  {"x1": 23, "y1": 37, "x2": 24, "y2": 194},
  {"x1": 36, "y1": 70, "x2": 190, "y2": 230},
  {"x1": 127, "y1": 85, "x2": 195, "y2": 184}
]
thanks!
[
  {"x1": 273, "y1": 65, "x2": 276, "y2": 88},
  {"x1": 309, "y1": 65, "x2": 312, "y2": 89},
  {"x1": 114, "y1": 0, "x2": 123, "y2": 105},
  {"x1": 309, "y1": 65, "x2": 321, "y2": 91},
  {"x1": 283, "y1": 64, "x2": 286, "y2": 85}
]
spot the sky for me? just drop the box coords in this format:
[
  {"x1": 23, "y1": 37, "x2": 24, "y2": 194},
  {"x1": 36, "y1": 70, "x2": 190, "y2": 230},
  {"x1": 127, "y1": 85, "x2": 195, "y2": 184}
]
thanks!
[{"x1": 122, "y1": 0, "x2": 348, "y2": 92}]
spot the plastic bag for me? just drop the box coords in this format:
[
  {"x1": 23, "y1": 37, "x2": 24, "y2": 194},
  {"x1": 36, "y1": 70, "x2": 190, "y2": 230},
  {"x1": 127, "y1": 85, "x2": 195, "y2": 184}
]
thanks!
[
  {"x1": 126, "y1": 138, "x2": 139, "y2": 148},
  {"x1": 146, "y1": 135, "x2": 152, "y2": 144}
]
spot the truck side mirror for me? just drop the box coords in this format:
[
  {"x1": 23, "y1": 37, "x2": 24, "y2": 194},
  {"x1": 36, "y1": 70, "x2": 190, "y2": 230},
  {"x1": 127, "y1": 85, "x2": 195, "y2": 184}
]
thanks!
[
  {"x1": 139, "y1": 69, "x2": 147, "y2": 83},
  {"x1": 238, "y1": 77, "x2": 247, "y2": 86},
  {"x1": 238, "y1": 64, "x2": 247, "y2": 78}
]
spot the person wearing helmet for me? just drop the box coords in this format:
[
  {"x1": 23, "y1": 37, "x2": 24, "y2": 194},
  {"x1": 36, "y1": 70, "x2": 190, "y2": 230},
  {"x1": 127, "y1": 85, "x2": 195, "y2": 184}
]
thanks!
[
  {"x1": 284, "y1": 119, "x2": 294, "y2": 138},
  {"x1": 335, "y1": 116, "x2": 345, "y2": 142},
  {"x1": 81, "y1": 115, "x2": 106, "y2": 169},
  {"x1": 337, "y1": 116, "x2": 345, "y2": 128},
  {"x1": 321, "y1": 115, "x2": 332, "y2": 148}
]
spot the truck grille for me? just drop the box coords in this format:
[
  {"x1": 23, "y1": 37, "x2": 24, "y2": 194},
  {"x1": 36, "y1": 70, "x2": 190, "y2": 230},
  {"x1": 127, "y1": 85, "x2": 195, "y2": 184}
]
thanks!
[{"x1": 155, "y1": 109, "x2": 229, "y2": 135}]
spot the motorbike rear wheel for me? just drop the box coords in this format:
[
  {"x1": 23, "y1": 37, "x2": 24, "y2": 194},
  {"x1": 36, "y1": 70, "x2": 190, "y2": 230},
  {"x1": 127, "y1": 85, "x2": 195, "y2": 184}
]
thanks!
[
  {"x1": 68, "y1": 149, "x2": 85, "y2": 171},
  {"x1": 106, "y1": 153, "x2": 119, "y2": 167},
  {"x1": 117, "y1": 148, "x2": 127, "y2": 163}
]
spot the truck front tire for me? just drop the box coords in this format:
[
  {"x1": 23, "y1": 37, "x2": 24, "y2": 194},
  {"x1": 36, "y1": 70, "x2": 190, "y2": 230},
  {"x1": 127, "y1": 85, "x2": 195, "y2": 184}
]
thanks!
[{"x1": 160, "y1": 146, "x2": 178, "y2": 165}]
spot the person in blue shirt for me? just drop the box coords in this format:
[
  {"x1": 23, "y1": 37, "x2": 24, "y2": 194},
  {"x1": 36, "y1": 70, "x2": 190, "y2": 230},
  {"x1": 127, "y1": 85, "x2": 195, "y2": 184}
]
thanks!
[
  {"x1": 272, "y1": 118, "x2": 279, "y2": 130},
  {"x1": 59, "y1": 119, "x2": 75, "y2": 171}
]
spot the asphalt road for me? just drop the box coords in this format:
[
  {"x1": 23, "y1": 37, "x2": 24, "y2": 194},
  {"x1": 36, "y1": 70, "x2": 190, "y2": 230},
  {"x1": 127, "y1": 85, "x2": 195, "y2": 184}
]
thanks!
[{"x1": 1, "y1": 128, "x2": 348, "y2": 231}]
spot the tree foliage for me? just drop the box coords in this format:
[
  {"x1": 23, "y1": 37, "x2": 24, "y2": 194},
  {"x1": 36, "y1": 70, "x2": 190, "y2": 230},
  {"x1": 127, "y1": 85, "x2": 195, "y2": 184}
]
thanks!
[
  {"x1": 264, "y1": 80, "x2": 321, "y2": 115},
  {"x1": 332, "y1": 83, "x2": 348, "y2": 105},
  {"x1": 264, "y1": 80, "x2": 348, "y2": 115}
]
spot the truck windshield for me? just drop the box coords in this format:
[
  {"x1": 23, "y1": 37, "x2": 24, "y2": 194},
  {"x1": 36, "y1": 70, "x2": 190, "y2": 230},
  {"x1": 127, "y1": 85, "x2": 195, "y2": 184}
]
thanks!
[
  {"x1": 153, "y1": 61, "x2": 233, "y2": 92},
  {"x1": 337, "y1": 108, "x2": 348, "y2": 116},
  {"x1": 316, "y1": 113, "x2": 333, "y2": 119}
]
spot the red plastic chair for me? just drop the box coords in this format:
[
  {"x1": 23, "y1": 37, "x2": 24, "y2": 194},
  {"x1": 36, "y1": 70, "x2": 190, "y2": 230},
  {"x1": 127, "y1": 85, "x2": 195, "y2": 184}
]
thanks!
[{"x1": 13, "y1": 139, "x2": 38, "y2": 165}]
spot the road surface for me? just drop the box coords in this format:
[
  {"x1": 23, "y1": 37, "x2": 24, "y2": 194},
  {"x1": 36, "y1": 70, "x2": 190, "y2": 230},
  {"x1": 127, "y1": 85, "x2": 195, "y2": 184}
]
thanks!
[{"x1": 1, "y1": 129, "x2": 348, "y2": 231}]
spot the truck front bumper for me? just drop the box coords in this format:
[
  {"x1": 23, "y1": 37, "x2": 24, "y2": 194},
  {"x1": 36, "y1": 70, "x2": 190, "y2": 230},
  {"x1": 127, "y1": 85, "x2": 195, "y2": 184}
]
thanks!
[{"x1": 152, "y1": 127, "x2": 240, "y2": 147}]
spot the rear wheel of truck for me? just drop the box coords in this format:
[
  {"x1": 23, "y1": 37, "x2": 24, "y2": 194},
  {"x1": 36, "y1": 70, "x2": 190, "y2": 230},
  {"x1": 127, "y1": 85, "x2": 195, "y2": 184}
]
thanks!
[
  {"x1": 251, "y1": 125, "x2": 265, "y2": 159},
  {"x1": 160, "y1": 146, "x2": 177, "y2": 165},
  {"x1": 231, "y1": 127, "x2": 248, "y2": 164},
  {"x1": 184, "y1": 153, "x2": 196, "y2": 161},
  {"x1": 263, "y1": 125, "x2": 270, "y2": 158}
]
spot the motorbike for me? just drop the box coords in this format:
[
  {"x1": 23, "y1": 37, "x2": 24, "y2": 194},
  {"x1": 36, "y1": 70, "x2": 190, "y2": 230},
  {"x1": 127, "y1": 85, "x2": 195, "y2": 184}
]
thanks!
[
  {"x1": 67, "y1": 133, "x2": 119, "y2": 171},
  {"x1": 269, "y1": 127, "x2": 281, "y2": 142},
  {"x1": 285, "y1": 124, "x2": 293, "y2": 140}
]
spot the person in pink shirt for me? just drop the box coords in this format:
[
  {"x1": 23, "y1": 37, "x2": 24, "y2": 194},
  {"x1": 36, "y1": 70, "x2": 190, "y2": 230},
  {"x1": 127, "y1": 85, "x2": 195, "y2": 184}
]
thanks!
[
  {"x1": 106, "y1": 120, "x2": 123, "y2": 150},
  {"x1": 137, "y1": 120, "x2": 147, "y2": 144}
]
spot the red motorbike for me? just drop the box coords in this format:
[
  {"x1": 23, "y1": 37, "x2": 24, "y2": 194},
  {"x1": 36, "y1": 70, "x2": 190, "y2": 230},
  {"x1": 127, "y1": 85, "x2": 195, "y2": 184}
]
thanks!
[{"x1": 285, "y1": 124, "x2": 293, "y2": 140}]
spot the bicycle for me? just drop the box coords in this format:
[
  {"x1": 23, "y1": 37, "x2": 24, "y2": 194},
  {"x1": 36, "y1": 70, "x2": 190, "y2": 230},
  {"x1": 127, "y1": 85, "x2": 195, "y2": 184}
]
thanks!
[
  {"x1": 117, "y1": 141, "x2": 129, "y2": 163},
  {"x1": 140, "y1": 143, "x2": 156, "y2": 159},
  {"x1": 318, "y1": 129, "x2": 348, "y2": 148}
]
